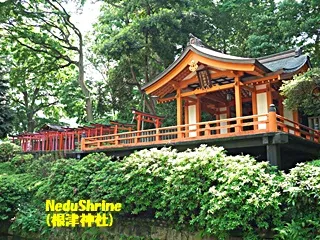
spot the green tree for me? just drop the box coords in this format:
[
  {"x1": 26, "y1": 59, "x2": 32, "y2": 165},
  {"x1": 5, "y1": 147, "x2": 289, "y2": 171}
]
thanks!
[
  {"x1": 277, "y1": 0, "x2": 320, "y2": 65},
  {"x1": 0, "y1": 62, "x2": 13, "y2": 137},
  {"x1": 280, "y1": 68, "x2": 320, "y2": 116},
  {"x1": 92, "y1": 0, "x2": 202, "y2": 115},
  {"x1": 0, "y1": 0, "x2": 93, "y2": 122}
]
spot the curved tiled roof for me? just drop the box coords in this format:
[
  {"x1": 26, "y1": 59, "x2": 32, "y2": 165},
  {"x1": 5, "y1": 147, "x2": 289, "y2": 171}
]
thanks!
[
  {"x1": 261, "y1": 54, "x2": 309, "y2": 73},
  {"x1": 142, "y1": 44, "x2": 311, "y2": 91}
]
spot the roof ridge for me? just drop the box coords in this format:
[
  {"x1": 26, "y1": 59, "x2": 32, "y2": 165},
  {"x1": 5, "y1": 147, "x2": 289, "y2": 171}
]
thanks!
[{"x1": 258, "y1": 48, "x2": 301, "y2": 63}]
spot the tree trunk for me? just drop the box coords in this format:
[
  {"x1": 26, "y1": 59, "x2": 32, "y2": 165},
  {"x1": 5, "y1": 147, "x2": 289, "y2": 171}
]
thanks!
[
  {"x1": 79, "y1": 34, "x2": 93, "y2": 122},
  {"x1": 27, "y1": 111, "x2": 35, "y2": 132}
]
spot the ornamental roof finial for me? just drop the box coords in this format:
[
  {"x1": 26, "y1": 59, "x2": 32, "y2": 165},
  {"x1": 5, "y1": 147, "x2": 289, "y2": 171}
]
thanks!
[{"x1": 188, "y1": 33, "x2": 204, "y2": 47}]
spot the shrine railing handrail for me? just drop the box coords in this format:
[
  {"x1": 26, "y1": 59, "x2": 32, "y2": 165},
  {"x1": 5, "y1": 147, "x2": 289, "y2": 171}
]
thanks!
[{"x1": 81, "y1": 111, "x2": 320, "y2": 151}]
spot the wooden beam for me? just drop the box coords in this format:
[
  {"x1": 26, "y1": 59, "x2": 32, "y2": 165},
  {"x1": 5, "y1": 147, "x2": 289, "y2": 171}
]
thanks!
[
  {"x1": 243, "y1": 72, "x2": 281, "y2": 86},
  {"x1": 181, "y1": 83, "x2": 234, "y2": 97},
  {"x1": 157, "y1": 96, "x2": 176, "y2": 103},
  {"x1": 183, "y1": 96, "x2": 197, "y2": 105},
  {"x1": 247, "y1": 71, "x2": 264, "y2": 77},
  {"x1": 204, "y1": 95, "x2": 227, "y2": 104},
  {"x1": 180, "y1": 71, "x2": 236, "y2": 89}
]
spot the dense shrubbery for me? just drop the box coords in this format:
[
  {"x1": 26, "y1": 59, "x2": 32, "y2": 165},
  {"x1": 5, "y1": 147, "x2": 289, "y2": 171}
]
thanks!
[
  {"x1": 276, "y1": 161, "x2": 320, "y2": 239},
  {"x1": 0, "y1": 175, "x2": 27, "y2": 220},
  {"x1": 0, "y1": 141, "x2": 21, "y2": 162},
  {"x1": 1, "y1": 145, "x2": 320, "y2": 239}
]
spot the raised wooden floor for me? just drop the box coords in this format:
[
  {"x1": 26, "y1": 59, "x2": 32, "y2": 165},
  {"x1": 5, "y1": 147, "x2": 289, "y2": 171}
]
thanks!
[{"x1": 77, "y1": 113, "x2": 320, "y2": 170}]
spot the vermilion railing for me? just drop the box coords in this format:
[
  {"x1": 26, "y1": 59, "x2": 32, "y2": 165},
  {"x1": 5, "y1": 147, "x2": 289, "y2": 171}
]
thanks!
[
  {"x1": 276, "y1": 115, "x2": 320, "y2": 142},
  {"x1": 81, "y1": 112, "x2": 320, "y2": 151},
  {"x1": 81, "y1": 114, "x2": 272, "y2": 151}
]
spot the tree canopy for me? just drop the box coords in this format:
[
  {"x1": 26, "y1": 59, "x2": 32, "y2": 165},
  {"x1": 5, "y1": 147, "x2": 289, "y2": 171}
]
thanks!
[
  {"x1": 0, "y1": 0, "x2": 319, "y2": 134},
  {"x1": 280, "y1": 68, "x2": 320, "y2": 116}
]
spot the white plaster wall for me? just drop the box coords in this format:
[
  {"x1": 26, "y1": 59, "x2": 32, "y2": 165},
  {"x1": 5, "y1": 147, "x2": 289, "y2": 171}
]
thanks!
[
  {"x1": 188, "y1": 105, "x2": 197, "y2": 137},
  {"x1": 219, "y1": 113, "x2": 228, "y2": 134},
  {"x1": 283, "y1": 106, "x2": 294, "y2": 134},
  {"x1": 257, "y1": 92, "x2": 268, "y2": 129}
]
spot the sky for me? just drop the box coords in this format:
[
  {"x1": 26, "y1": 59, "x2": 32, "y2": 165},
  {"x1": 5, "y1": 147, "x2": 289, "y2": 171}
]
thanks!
[
  {"x1": 57, "y1": 1, "x2": 103, "y2": 127},
  {"x1": 68, "y1": 1, "x2": 102, "y2": 34}
]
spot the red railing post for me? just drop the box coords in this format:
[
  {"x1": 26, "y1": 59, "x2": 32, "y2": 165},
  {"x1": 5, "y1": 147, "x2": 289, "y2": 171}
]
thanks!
[
  {"x1": 81, "y1": 137, "x2": 85, "y2": 151},
  {"x1": 156, "y1": 128, "x2": 160, "y2": 142},
  {"x1": 268, "y1": 104, "x2": 277, "y2": 132},
  {"x1": 205, "y1": 123, "x2": 210, "y2": 136}
]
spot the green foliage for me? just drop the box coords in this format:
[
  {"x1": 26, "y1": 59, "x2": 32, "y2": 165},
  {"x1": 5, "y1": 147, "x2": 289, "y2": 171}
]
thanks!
[
  {"x1": 26, "y1": 154, "x2": 56, "y2": 177},
  {"x1": 0, "y1": 68, "x2": 13, "y2": 138},
  {"x1": 0, "y1": 141, "x2": 21, "y2": 163},
  {"x1": 280, "y1": 68, "x2": 320, "y2": 116},
  {"x1": 2, "y1": 145, "x2": 320, "y2": 239},
  {"x1": 0, "y1": 175, "x2": 27, "y2": 220},
  {"x1": 11, "y1": 154, "x2": 34, "y2": 173},
  {"x1": 275, "y1": 161, "x2": 320, "y2": 239},
  {"x1": 157, "y1": 146, "x2": 283, "y2": 239},
  {"x1": 0, "y1": 162, "x2": 14, "y2": 175},
  {"x1": 37, "y1": 153, "x2": 111, "y2": 201}
]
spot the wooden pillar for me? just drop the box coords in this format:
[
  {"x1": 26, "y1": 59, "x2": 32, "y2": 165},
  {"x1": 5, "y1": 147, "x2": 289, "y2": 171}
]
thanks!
[
  {"x1": 136, "y1": 115, "x2": 141, "y2": 131},
  {"x1": 234, "y1": 76, "x2": 242, "y2": 132},
  {"x1": 196, "y1": 97, "x2": 201, "y2": 123},
  {"x1": 266, "y1": 83, "x2": 273, "y2": 106},
  {"x1": 226, "y1": 104, "x2": 231, "y2": 133},
  {"x1": 59, "y1": 133, "x2": 63, "y2": 151},
  {"x1": 267, "y1": 144, "x2": 282, "y2": 169},
  {"x1": 177, "y1": 88, "x2": 182, "y2": 125},
  {"x1": 268, "y1": 104, "x2": 277, "y2": 132},
  {"x1": 216, "y1": 113, "x2": 220, "y2": 134},
  {"x1": 71, "y1": 134, "x2": 75, "y2": 150},
  {"x1": 184, "y1": 100, "x2": 189, "y2": 125},
  {"x1": 252, "y1": 89, "x2": 257, "y2": 130},
  {"x1": 278, "y1": 96, "x2": 284, "y2": 116},
  {"x1": 293, "y1": 110, "x2": 300, "y2": 136},
  {"x1": 176, "y1": 88, "x2": 183, "y2": 138},
  {"x1": 114, "y1": 124, "x2": 119, "y2": 134},
  {"x1": 196, "y1": 96, "x2": 201, "y2": 136}
]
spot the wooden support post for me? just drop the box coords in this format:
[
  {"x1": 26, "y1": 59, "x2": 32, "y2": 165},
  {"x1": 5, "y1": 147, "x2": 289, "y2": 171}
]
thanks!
[
  {"x1": 266, "y1": 83, "x2": 273, "y2": 107},
  {"x1": 205, "y1": 123, "x2": 210, "y2": 136},
  {"x1": 184, "y1": 101, "x2": 189, "y2": 125},
  {"x1": 226, "y1": 105, "x2": 231, "y2": 133},
  {"x1": 177, "y1": 88, "x2": 183, "y2": 138},
  {"x1": 196, "y1": 96, "x2": 201, "y2": 136},
  {"x1": 156, "y1": 128, "x2": 160, "y2": 142},
  {"x1": 137, "y1": 115, "x2": 141, "y2": 131},
  {"x1": 59, "y1": 133, "x2": 63, "y2": 151},
  {"x1": 155, "y1": 119, "x2": 160, "y2": 129},
  {"x1": 234, "y1": 76, "x2": 242, "y2": 132},
  {"x1": 268, "y1": 104, "x2": 277, "y2": 132},
  {"x1": 267, "y1": 144, "x2": 282, "y2": 168},
  {"x1": 71, "y1": 134, "x2": 75, "y2": 150},
  {"x1": 252, "y1": 89, "x2": 258, "y2": 130},
  {"x1": 293, "y1": 110, "x2": 300, "y2": 136},
  {"x1": 81, "y1": 137, "x2": 85, "y2": 151},
  {"x1": 196, "y1": 97, "x2": 201, "y2": 123},
  {"x1": 278, "y1": 97, "x2": 284, "y2": 117},
  {"x1": 216, "y1": 113, "x2": 220, "y2": 134}
]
